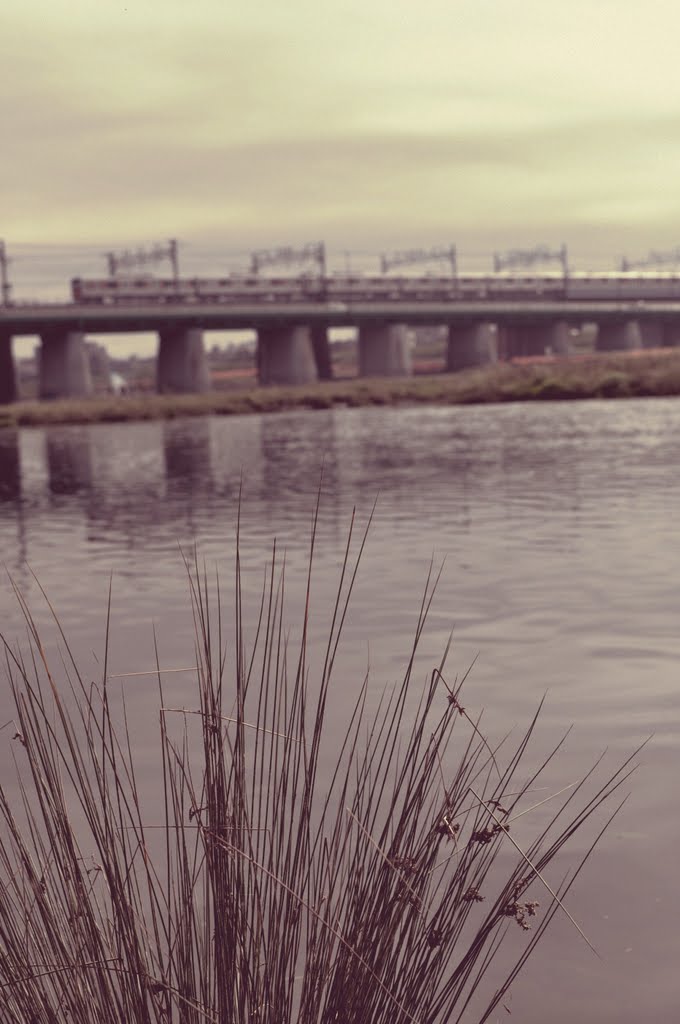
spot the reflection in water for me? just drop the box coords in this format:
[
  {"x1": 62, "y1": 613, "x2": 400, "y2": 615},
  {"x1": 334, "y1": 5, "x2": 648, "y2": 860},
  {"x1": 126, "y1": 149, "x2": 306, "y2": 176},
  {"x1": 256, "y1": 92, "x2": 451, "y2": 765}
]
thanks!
[
  {"x1": 163, "y1": 418, "x2": 213, "y2": 486},
  {"x1": 260, "y1": 411, "x2": 339, "y2": 499},
  {"x1": 161, "y1": 418, "x2": 214, "y2": 538},
  {"x1": 2, "y1": 402, "x2": 680, "y2": 1024},
  {"x1": 0, "y1": 429, "x2": 21, "y2": 502},
  {"x1": 47, "y1": 429, "x2": 93, "y2": 495},
  {"x1": 349, "y1": 406, "x2": 480, "y2": 530},
  {"x1": 0, "y1": 428, "x2": 26, "y2": 572},
  {"x1": 259, "y1": 411, "x2": 343, "y2": 546}
]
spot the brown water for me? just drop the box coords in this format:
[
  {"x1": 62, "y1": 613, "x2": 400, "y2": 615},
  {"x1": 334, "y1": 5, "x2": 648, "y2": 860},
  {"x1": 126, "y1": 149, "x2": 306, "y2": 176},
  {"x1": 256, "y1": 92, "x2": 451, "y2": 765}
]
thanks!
[{"x1": 1, "y1": 399, "x2": 679, "y2": 1022}]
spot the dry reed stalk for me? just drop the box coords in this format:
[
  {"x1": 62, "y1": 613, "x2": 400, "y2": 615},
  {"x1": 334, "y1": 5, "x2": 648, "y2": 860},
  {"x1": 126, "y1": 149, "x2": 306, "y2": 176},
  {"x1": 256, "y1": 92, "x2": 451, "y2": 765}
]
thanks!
[{"x1": 0, "y1": 506, "x2": 640, "y2": 1023}]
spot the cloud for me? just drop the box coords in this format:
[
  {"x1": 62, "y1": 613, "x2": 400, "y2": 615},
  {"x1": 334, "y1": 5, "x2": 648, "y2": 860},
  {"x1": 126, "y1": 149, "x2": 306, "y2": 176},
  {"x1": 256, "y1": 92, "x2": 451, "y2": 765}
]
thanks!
[
  {"x1": 3, "y1": 109, "x2": 680, "y2": 247},
  {"x1": 4, "y1": 0, "x2": 680, "y2": 260}
]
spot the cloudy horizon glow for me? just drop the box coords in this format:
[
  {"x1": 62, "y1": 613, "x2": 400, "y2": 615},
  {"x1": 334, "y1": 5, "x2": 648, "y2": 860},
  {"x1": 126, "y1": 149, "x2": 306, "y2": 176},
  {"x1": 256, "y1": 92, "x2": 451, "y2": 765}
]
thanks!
[
  {"x1": 5, "y1": 1, "x2": 680, "y2": 251},
  {"x1": 6, "y1": 0, "x2": 680, "y2": 354}
]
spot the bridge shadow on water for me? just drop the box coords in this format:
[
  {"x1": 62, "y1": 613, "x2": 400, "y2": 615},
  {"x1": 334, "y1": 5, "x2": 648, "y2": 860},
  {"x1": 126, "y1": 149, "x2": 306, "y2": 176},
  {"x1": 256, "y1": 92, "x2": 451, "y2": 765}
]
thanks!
[{"x1": 0, "y1": 429, "x2": 21, "y2": 503}]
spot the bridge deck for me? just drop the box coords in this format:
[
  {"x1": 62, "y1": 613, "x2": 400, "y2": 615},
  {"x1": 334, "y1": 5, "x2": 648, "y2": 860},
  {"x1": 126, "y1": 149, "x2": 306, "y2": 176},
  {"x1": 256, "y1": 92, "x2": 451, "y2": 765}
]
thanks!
[{"x1": 4, "y1": 299, "x2": 680, "y2": 335}]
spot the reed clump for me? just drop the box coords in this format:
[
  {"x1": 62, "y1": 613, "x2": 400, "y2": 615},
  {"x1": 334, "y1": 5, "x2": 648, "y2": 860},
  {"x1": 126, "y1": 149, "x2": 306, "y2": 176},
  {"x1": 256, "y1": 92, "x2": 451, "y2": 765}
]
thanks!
[{"x1": 0, "y1": 510, "x2": 637, "y2": 1023}]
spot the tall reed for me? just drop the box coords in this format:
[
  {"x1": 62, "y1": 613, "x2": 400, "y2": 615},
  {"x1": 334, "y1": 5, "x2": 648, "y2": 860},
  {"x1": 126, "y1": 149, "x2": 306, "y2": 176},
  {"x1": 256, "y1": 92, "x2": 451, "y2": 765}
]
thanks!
[{"x1": 0, "y1": 506, "x2": 637, "y2": 1023}]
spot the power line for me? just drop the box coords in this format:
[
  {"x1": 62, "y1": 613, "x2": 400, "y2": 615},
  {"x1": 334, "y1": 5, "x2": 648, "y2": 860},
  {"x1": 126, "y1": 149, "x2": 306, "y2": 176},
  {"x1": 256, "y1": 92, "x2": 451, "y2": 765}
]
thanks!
[
  {"x1": 620, "y1": 246, "x2": 680, "y2": 271},
  {"x1": 250, "y1": 241, "x2": 325, "y2": 276},
  {"x1": 493, "y1": 244, "x2": 568, "y2": 275},
  {"x1": 106, "y1": 239, "x2": 179, "y2": 281},
  {"x1": 380, "y1": 245, "x2": 457, "y2": 275}
]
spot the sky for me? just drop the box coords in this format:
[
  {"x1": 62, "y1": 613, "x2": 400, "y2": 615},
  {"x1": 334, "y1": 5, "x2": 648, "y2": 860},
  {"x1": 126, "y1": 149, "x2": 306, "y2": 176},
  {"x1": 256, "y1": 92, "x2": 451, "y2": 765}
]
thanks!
[{"x1": 5, "y1": 0, "x2": 680, "y2": 352}]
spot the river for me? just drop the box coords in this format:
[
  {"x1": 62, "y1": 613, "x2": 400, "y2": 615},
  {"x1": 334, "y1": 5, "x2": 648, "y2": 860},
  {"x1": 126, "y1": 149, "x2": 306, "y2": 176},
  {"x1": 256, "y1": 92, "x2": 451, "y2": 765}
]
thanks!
[{"x1": 1, "y1": 398, "x2": 679, "y2": 1022}]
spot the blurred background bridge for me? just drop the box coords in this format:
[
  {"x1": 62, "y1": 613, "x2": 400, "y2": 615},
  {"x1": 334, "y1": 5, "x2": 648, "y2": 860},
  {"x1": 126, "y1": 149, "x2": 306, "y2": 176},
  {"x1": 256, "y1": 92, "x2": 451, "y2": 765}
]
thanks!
[{"x1": 3, "y1": 238, "x2": 680, "y2": 402}]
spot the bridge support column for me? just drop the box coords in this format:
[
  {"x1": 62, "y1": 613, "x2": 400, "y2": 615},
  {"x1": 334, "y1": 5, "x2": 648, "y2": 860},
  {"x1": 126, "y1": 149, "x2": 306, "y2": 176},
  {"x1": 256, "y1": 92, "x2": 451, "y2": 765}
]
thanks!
[
  {"x1": 661, "y1": 319, "x2": 680, "y2": 347},
  {"x1": 548, "y1": 320, "x2": 572, "y2": 355},
  {"x1": 446, "y1": 322, "x2": 497, "y2": 371},
  {"x1": 358, "y1": 323, "x2": 412, "y2": 377},
  {"x1": 503, "y1": 321, "x2": 572, "y2": 359},
  {"x1": 257, "y1": 325, "x2": 318, "y2": 386},
  {"x1": 39, "y1": 331, "x2": 93, "y2": 399},
  {"x1": 157, "y1": 328, "x2": 210, "y2": 393},
  {"x1": 311, "y1": 324, "x2": 333, "y2": 380},
  {"x1": 638, "y1": 319, "x2": 680, "y2": 348},
  {"x1": 0, "y1": 331, "x2": 17, "y2": 403},
  {"x1": 638, "y1": 320, "x2": 664, "y2": 348},
  {"x1": 595, "y1": 320, "x2": 642, "y2": 352}
]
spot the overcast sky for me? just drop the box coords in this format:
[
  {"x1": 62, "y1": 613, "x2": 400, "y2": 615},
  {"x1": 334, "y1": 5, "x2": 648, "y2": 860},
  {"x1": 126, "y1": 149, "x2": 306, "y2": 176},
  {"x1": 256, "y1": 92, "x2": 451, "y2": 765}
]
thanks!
[{"x1": 5, "y1": 0, "x2": 680, "y2": 282}]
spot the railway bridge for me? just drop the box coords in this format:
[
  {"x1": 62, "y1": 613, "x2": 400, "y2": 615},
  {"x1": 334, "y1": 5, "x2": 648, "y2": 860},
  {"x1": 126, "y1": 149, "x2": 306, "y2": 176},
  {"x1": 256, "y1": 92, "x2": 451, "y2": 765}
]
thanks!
[{"x1": 2, "y1": 280, "x2": 680, "y2": 402}]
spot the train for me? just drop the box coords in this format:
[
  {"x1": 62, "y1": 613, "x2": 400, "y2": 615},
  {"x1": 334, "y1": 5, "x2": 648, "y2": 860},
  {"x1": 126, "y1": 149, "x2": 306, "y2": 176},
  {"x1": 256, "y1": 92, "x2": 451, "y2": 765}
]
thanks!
[{"x1": 69, "y1": 271, "x2": 680, "y2": 307}]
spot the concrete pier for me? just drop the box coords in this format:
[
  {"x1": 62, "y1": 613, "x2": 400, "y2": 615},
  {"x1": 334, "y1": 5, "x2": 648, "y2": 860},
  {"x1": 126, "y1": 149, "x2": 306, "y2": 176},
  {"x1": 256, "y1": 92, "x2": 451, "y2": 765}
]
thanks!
[
  {"x1": 639, "y1": 319, "x2": 680, "y2": 348},
  {"x1": 548, "y1": 320, "x2": 572, "y2": 355},
  {"x1": 447, "y1": 322, "x2": 497, "y2": 371},
  {"x1": 157, "y1": 328, "x2": 210, "y2": 393},
  {"x1": 595, "y1": 320, "x2": 642, "y2": 352},
  {"x1": 504, "y1": 324, "x2": 543, "y2": 358},
  {"x1": 39, "y1": 331, "x2": 93, "y2": 399},
  {"x1": 358, "y1": 323, "x2": 412, "y2": 377},
  {"x1": 257, "y1": 325, "x2": 318, "y2": 386},
  {"x1": 503, "y1": 320, "x2": 572, "y2": 359},
  {"x1": 311, "y1": 324, "x2": 333, "y2": 380},
  {"x1": 661, "y1": 320, "x2": 680, "y2": 347},
  {"x1": 639, "y1": 320, "x2": 664, "y2": 348},
  {"x1": 0, "y1": 331, "x2": 17, "y2": 403}
]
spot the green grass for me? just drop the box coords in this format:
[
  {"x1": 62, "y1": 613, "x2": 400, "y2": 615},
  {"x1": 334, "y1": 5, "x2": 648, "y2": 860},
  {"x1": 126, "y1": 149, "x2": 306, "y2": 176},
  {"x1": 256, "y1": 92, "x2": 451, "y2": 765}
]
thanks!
[
  {"x1": 4, "y1": 350, "x2": 680, "y2": 428},
  {"x1": 0, "y1": 506, "x2": 639, "y2": 1023}
]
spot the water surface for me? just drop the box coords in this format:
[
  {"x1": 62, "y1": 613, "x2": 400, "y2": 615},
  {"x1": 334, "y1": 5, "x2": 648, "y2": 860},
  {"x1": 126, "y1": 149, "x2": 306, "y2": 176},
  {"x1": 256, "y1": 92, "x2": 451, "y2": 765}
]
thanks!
[{"x1": 1, "y1": 398, "x2": 679, "y2": 1022}]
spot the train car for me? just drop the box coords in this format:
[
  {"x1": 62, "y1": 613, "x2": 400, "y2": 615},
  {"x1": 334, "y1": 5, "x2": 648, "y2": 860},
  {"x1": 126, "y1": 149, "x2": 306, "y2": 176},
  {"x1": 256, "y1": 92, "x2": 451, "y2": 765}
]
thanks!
[
  {"x1": 396, "y1": 275, "x2": 458, "y2": 301},
  {"x1": 324, "y1": 275, "x2": 388, "y2": 302},
  {"x1": 457, "y1": 274, "x2": 567, "y2": 301},
  {"x1": 70, "y1": 270, "x2": 680, "y2": 307},
  {"x1": 71, "y1": 274, "x2": 333, "y2": 306},
  {"x1": 71, "y1": 276, "x2": 194, "y2": 304},
  {"x1": 565, "y1": 271, "x2": 680, "y2": 302},
  {"x1": 71, "y1": 277, "x2": 117, "y2": 303}
]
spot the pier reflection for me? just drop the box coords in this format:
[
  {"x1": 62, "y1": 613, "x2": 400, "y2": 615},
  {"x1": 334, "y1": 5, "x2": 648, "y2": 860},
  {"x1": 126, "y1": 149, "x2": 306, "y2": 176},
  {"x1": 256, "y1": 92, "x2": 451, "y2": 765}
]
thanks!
[
  {"x1": 260, "y1": 411, "x2": 340, "y2": 530},
  {"x1": 0, "y1": 429, "x2": 21, "y2": 502},
  {"x1": 47, "y1": 429, "x2": 93, "y2": 495},
  {"x1": 351, "y1": 407, "x2": 473, "y2": 529},
  {"x1": 163, "y1": 418, "x2": 213, "y2": 488}
]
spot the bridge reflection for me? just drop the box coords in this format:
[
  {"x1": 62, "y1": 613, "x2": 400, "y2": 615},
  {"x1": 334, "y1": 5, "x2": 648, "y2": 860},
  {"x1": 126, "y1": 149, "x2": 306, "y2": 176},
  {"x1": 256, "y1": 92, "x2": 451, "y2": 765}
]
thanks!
[
  {"x1": 0, "y1": 429, "x2": 20, "y2": 502},
  {"x1": 0, "y1": 403, "x2": 604, "y2": 572},
  {"x1": 6, "y1": 271, "x2": 680, "y2": 401},
  {"x1": 47, "y1": 430, "x2": 93, "y2": 495}
]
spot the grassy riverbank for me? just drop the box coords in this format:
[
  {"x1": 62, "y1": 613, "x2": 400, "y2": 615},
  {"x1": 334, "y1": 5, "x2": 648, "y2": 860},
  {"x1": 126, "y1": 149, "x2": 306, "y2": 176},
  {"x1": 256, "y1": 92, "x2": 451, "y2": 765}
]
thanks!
[{"x1": 3, "y1": 348, "x2": 680, "y2": 427}]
